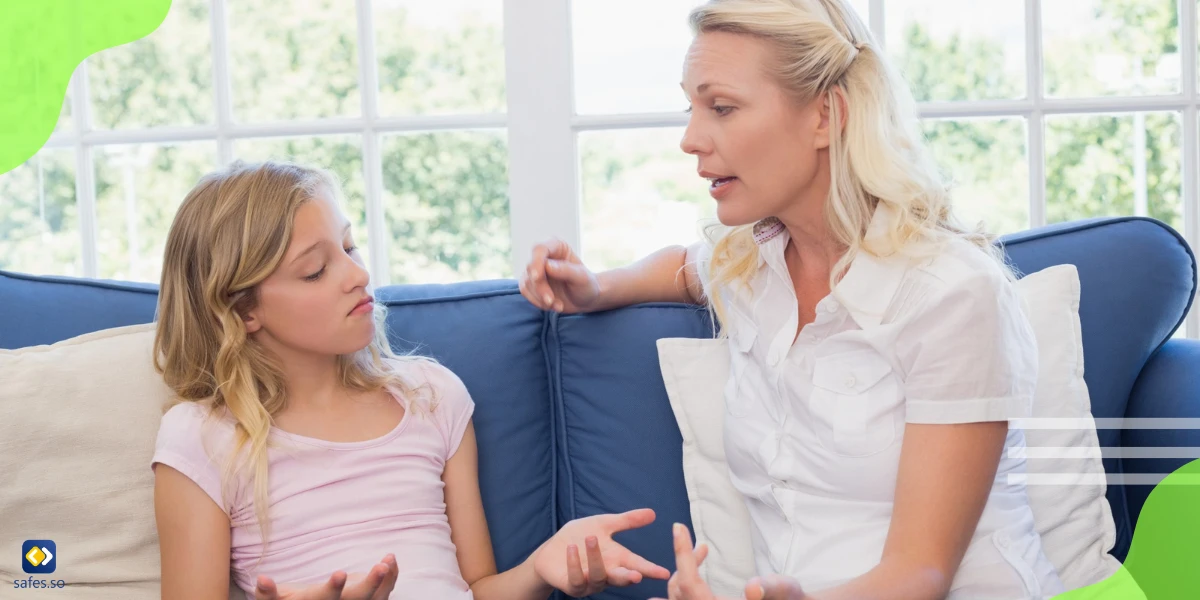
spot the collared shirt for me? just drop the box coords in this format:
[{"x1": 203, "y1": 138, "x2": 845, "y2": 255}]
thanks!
[{"x1": 698, "y1": 204, "x2": 1065, "y2": 598}]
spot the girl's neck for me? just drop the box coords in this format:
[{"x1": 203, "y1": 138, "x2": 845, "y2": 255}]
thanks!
[{"x1": 271, "y1": 345, "x2": 346, "y2": 411}]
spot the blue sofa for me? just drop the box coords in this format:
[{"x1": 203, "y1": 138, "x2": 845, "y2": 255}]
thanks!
[{"x1": 0, "y1": 216, "x2": 1195, "y2": 599}]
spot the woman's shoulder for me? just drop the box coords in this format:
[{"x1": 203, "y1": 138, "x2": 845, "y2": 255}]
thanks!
[{"x1": 911, "y1": 237, "x2": 1012, "y2": 293}]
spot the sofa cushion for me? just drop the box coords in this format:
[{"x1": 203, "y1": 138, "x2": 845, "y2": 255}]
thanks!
[
  {"x1": 0, "y1": 324, "x2": 165, "y2": 597},
  {"x1": 1002, "y1": 217, "x2": 1196, "y2": 559},
  {"x1": 549, "y1": 303, "x2": 715, "y2": 600},
  {"x1": 0, "y1": 270, "x2": 158, "y2": 349}
]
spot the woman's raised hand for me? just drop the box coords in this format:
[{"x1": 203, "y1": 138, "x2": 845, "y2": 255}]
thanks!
[{"x1": 519, "y1": 239, "x2": 602, "y2": 314}]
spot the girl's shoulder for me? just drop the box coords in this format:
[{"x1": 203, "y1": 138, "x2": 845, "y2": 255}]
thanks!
[{"x1": 384, "y1": 357, "x2": 473, "y2": 413}]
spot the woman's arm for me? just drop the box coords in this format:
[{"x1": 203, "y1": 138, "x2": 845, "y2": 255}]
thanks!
[
  {"x1": 520, "y1": 240, "x2": 706, "y2": 313},
  {"x1": 810, "y1": 421, "x2": 1008, "y2": 600},
  {"x1": 155, "y1": 464, "x2": 233, "y2": 600},
  {"x1": 592, "y1": 242, "x2": 707, "y2": 310}
]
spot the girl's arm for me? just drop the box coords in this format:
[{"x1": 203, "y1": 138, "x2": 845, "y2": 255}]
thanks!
[
  {"x1": 446, "y1": 421, "x2": 671, "y2": 600},
  {"x1": 155, "y1": 464, "x2": 233, "y2": 600},
  {"x1": 444, "y1": 422, "x2": 553, "y2": 600}
]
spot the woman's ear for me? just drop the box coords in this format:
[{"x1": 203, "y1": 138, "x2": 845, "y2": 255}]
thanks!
[
  {"x1": 813, "y1": 91, "x2": 833, "y2": 150},
  {"x1": 813, "y1": 88, "x2": 850, "y2": 151}
]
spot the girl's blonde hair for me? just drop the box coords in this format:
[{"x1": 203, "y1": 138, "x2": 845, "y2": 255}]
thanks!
[
  {"x1": 153, "y1": 160, "x2": 428, "y2": 558},
  {"x1": 690, "y1": 0, "x2": 1013, "y2": 329}
]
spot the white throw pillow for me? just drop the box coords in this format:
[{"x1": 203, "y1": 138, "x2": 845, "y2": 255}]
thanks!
[
  {"x1": 0, "y1": 324, "x2": 243, "y2": 600},
  {"x1": 657, "y1": 264, "x2": 1120, "y2": 592},
  {"x1": 657, "y1": 337, "x2": 757, "y2": 597}
]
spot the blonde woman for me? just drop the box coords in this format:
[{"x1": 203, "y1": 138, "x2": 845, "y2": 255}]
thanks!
[
  {"x1": 151, "y1": 161, "x2": 671, "y2": 600},
  {"x1": 520, "y1": 1, "x2": 1064, "y2": 598}
]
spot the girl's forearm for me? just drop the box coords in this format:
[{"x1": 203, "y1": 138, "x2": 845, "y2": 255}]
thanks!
[{"x1": 469, "y1": 554, "x2": 554, "y2": 600}]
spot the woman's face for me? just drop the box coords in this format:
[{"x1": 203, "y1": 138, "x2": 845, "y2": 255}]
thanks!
[{"x1": 680, "y1": 31, "x2": 832, "y2": 227}]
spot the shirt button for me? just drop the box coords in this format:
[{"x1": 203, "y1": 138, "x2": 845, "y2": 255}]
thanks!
[{"x1": 844, "y1": 375, "x2": 857, "y2": 389}]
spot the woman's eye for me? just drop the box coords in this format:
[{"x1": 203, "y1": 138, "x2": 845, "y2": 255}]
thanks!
[
  {"x1": 344, "y1": 245, "x2": 358, "y2": 255},
  {"x1": 304, "y1": 266, "x2": 325, "y2": 282},
  {"x1": 713, "y1": 105, "x2": 733, "y2": 116}
]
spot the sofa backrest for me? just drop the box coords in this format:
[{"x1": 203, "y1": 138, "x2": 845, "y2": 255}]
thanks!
[{"x1": 1, "y1": 216, "x2": 1194, "y2": 599}]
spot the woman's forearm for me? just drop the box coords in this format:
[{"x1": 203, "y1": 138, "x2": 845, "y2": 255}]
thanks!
[
  {"x1": 591, "y1": 244, "x2": 698, "y2": 312},
  {"x1": 809, "y1": 557, "x2": 950, "y2": 600},
  {"x1": 469, "y1": 554, "x2": 554, "y2": 600}
]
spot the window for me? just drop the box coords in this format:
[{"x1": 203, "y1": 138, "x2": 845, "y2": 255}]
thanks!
[{"x1": 2, "y1": 0, "x2": 1196, "y2": 334}]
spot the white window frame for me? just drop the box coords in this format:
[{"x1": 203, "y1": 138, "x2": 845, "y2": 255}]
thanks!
[{"x1": 38, "y1": 0, "x2": 1200, "y2": 336}]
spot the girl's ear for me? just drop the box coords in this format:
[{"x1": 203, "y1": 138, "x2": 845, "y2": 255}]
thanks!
[
  {"x1": 233, "y1": 291, "x2": 262, "y2": 334},
  {"x1": 242, "y1": 309, "x2": 262, "y2": 334}
]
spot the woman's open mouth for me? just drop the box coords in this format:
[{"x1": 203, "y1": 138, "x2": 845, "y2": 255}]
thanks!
[{"x1": 709, "y1": 176, "x2": 738, "y2": 189}]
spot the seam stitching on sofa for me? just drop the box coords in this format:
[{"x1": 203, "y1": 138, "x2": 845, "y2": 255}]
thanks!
[
  {"x1": 379, "y1": 288, "x2": 521, "y2": 307},
  {"x1": 549, "y1": 313, "x2": 577, "y2": 527},
  {"x1": 540, "y1": 310, "x2": 560, "y2": 538},
  {"x1": 0, "y1": 269, "x2": 159, "y2": 294}
]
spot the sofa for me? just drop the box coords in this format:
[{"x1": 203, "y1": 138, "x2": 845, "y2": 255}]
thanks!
[{"x1": 0, "y1": 215, "x2": 1196, "y2": 599}]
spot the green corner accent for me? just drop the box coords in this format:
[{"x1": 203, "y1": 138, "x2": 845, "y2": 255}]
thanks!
[
  {"x1": 1053, "y1": 458, "x2": 1200, "y2": 599},
  {"x1": 0, "y1": 0, "x2": 172, "y2": 174}
]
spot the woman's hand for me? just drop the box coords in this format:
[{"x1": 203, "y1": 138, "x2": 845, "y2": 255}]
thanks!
[
  {"x1": 654, "y1": 524, "x2": 807, "y2": 600},
  {"x1": 519, "y1": 239, "x2": 602, "y2": 313},
  {"x1": 253, "y1": 554, "x2": 398, "y2": 600},
  {"x1": 533, "y1": 508, "x2": 671, "y2": 596}
]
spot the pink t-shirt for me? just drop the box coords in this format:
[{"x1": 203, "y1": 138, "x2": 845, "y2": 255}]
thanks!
[{"x1": 150, "y1": 360, "x2": 476, "y2": 600}]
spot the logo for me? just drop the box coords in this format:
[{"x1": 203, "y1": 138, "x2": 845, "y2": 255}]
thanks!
[{"x1": 22, "y1": 540, "x2": 55, "y2": 574}]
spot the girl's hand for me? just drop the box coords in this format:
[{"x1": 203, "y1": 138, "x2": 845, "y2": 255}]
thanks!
[
  {"x1": 534, "y1": 508, "x2": 671, "y2": 596},
  {"x1": 254, "y1": 554, "x2": 398, "y2": 600},
  {"x1": 519, "y1": 239, "x2": 602, "y2": 313}
]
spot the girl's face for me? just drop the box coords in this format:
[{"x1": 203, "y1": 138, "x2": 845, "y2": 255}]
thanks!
[
  {"x1": 244, "y1": 192, "x2": 376, "y2": 360},
  {"x1": 680, "y1": 31, "x2": 832, "y2": 227}
]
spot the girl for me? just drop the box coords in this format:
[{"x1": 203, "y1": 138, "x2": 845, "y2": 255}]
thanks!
[
  {"x1": 150, "y1": 160, "x2": 670, "y2": 600},
  {"x1": 521, "y1": 0, "x2": 1065, "y2": 598}
]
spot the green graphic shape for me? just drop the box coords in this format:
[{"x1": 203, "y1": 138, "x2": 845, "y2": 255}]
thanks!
[
  {"x1": 1053, "y1": 458, "x2": 1200, "y2": 599},
  {"x1": 0, "y1": 0, "x2": 171, "y2": 174}
]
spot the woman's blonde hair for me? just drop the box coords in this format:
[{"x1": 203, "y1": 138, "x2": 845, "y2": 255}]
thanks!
[
  {"x1": 690, "y1": 0, "x2": 1013, "y2": 329},
  {"x1": 153, "y1": 160, "x2": 428, "y2": 559}
]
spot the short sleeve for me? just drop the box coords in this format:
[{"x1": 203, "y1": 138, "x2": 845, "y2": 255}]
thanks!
[
  {"x1": 897, "y1": 270, "x2": 1039, "y2": 424},
  {"x1": 150, "y1": 402, "x2": 232, "y2": 515},
  {"x1": 420, "y1": 363, "x2": 476, "y2": 459}
]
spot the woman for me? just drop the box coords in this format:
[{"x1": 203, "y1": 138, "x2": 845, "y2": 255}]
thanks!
[{"x1": 519, "y1": 0, "x2": 1063, "y2": 598}]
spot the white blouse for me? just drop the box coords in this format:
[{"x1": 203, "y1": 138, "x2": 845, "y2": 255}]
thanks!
[{"x1": 698, "y1": 204, "x2": 1065, "y2": 598}]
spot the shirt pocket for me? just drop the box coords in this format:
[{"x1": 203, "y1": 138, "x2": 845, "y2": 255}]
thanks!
[
  {"x1": 809, "y1": 348, "x2": 900, "y2": 457},
  {"x1": 725, "y1": 327, "x2": 758, "y2": 418}
]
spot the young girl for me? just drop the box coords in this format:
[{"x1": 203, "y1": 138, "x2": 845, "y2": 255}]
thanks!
[{"x1": 150, "y1": 160, "x2": 670, "y2": 600}]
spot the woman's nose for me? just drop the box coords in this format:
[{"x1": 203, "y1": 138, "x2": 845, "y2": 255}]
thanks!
[{"x1": 680, "y1": 119, "x2": 708, "y2": 156}]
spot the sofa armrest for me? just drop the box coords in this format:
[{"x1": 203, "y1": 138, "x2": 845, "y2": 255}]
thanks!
[{"x1": 1121, "y1": 338, "x2": 1200, "y2": 526}]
